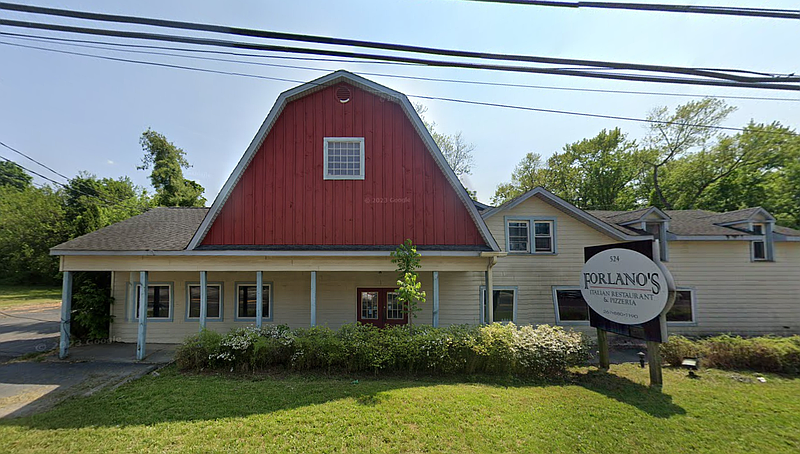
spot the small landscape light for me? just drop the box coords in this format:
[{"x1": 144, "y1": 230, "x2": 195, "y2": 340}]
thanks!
[
  {"x1": 637, "y1": 351, "x2": 646, "y2": 368},
  {"x1": 681, "y1": 357, "x2": 699, "y2": 378}
]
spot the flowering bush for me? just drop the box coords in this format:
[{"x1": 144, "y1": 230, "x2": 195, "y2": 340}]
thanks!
[
  {"x1": 513, "y1": 324, "x2": 590, "y2": 377},
  {"x1": 175, "y1": 323, "x2": 590, "y2": 376}
]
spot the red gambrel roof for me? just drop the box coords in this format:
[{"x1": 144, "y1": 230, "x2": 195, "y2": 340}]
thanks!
[{"x1": 188, "y1": 70, "x2": 499, "y2": 252}]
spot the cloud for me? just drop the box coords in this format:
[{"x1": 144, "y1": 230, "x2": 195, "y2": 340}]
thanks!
[{"x1": 107, "y1": 160, "x2": 115, "y2": 165}]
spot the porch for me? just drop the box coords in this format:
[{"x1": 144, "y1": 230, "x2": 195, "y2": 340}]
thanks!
[{"x1": 57, "y1": 253, "x2": 503, "y2": 359}]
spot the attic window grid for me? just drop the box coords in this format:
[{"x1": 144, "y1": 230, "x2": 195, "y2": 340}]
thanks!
[{"x1": 324, "y1": 138, "x2": 365, "y2": 180}]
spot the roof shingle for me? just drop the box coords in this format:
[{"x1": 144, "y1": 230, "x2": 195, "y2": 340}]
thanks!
[{"x1": 50, "y1": 207, "x2": 208, "y2": 252}]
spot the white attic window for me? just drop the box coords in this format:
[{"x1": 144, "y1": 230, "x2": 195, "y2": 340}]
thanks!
[{"x1": 323, "y1": 137, "x2": 365, "y2": 180}]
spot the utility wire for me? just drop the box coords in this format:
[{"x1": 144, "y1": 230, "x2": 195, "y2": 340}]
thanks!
[
  {"x1": 0, "y1": 154, "x2": 125, "y2": 206},
  {"x1": 464, "y1": 1, "x2": 800, "y2": 20},
  {"x1": 4, "y1": 30, "x2": 799, "y2": 103},
  {"x1": 0, "y1": 2, "x2": 796, "y2": 84},
  {"x1": 0, "y1": 139, "x2": 71, "y2": 181},
  {"x1": 2, "y1": 18, "x2": 800, "y2": 92},
  {"x1": 3, "y1": 39, "x2": 797, "y2": 138}
]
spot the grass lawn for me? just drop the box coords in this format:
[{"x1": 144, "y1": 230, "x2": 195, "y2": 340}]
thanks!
[
  {"x1": 0, "y1": 365, "x2": 798, "y2": 454},
  {"x1": 0, "y1": 285, "x2": 60, "y2": 309}
]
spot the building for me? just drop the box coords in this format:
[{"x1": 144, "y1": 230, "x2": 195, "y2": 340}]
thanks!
[{"x1": 50, "y1": 71, "x2": 800, "y2": 359}]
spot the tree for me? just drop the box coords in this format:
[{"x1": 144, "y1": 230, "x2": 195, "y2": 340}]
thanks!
[
  {"x1": 0, "y1": 185, "x2": 66, "y2": 284},
  {"x1": 490, "y1": 152, "x2": 549, "y2": 205},
  {"x1": 414, "y1": 103, "x2": 476, "y2": 179},
  {"x1": 0, "y1": 161, "x2": 32, "y2": 190},
  {"x1": 138, "y1": 129, "x2": 206, "y2": 207},
  {"x1": 554, "y1": 128, "x2": 642, "y2": 210},
  {"x1": 664, "y1": 122, "x2": 800, "y2": 228},
  {"x1": 643, "y1": 98, "x2": 736, "y2": 208},
  {"x1": 390, "y1": 239, "x2": 426, "y2": 327},
  {"x1": 63, "y1": 173, "x2": 152, "y2": 237}
]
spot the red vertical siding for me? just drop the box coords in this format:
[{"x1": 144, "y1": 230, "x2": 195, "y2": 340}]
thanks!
[{"x1": 201, "y1": 84, "x2": 487, "y2": 248}]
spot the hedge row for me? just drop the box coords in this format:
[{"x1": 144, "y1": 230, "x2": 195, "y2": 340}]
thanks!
[
  {"x1": 175, "y1": 323, "x2": 590, "y2": 377},
  {"x1": 661, "y1": 334, "x2": 800, "y2": 375}
]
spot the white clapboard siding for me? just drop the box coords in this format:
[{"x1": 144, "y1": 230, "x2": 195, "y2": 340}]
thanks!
[
  {"x1": 483, "y1": 194, "x2": 800, "y2": 336},
  {"x1": 484, "y1": 194, "x2": 622, "y2": 327},
  {"x1": 111, "y1": 271, "x2": 447, "y2": 343}
]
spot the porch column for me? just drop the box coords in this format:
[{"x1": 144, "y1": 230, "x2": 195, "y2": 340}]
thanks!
[
  {"x1": 58, "y1": 271, "x2": 73, "y2": 359},
  {"x1": 486, "y1": 261, "x2": 495, "y2": 324},
  {"x1": 432, "y1": 271, "x2": 439, "y2": 327},
  {"x1": 310, "y1": 271, "x2": 317, "y2": 327},
  {"x1": 256, "y1": 271, "x2": 263, "y2": 328},
  {"x1": 136, "y1": 271, "x2": 148, "y2": 361},
  {"x1": 199, "y1": 271, "x2": 208, "y2": 331}
]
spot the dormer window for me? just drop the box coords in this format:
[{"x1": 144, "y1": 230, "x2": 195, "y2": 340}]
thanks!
[
  {"x1": 324, "y1": 137, "x2": 365, "y2": 180},
  {"x1": 751, "y1": 223, "x2": 769, "y2": 261}
]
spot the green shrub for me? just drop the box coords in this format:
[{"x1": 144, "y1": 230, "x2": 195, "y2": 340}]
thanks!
[
  {"x1": 473, "y1": 323, "x2": 516, "y2": 374},
  {"x1": 661, "y1": 334, "x2": 800, "y2": 375},
  {"x1": 175, "y1": 322, "x2": 589, "y2": 377},
  {"x1": 291, "y1": 326, "x2": 343, "y2": 371},
  {"x1": 660, "y1": 335, "x2": 700, "y2": 367},
  {"x1": 175, "y1": 329, "x2": 222, "y2": 371}
]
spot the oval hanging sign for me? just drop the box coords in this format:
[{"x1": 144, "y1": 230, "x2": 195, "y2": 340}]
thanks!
[{"x1": 580, "y1": 248, "x2": 670, "y2": 325}]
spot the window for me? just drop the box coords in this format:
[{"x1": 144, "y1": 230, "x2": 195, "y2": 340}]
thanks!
[
  {"x1": 553, "y1": 287, "x2": 695, "y2": 324},
  {"x1": 752, "y1": 223, "x2": 767, "y2": 261},
  {"x1": 134, "y1": 284, "x2": 171, "y2": 319},
  {"x1": 187, "y1": 284, "x2": 222, "y2": 319},
  {"x1": 505, "y1": 218, "x2": 556, "y2": 254},
  {"x1": 236, "y1": 284, "x2": 271, "y2": 319},
  {"x1": 533, "y1": 221, "x2": 553, "y2": 253},
  {"x1": 480, "y1": 286, "x2": 517, "y2": 323},
  {"x1": 386, "y1": 292, "x2": 403, "y2": 320},
  {"x1": 553, "y1": 288, "x2": 589, "y2": 322},
  {"x1": 666, "y1": 290, "x2": 695, "y2": 323},
  {"x1": 507, "y1": 221, "x2": 530, "y2": 252},
  {"x1": 361, "y1": 291, "x2": 379, "y2": 320},
  {"x1": 323, "y1": 137, "x2": 365, "y2": 180}
]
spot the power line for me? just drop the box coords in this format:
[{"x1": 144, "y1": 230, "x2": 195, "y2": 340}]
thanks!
[
  {"x1": 409, "y1": 94, "x2": 797, "y2": 135},
  {"x1": 2, "y1": 18, "x2": 800, "y2": 92},
  {"x1": 464, "y1": 1, "x2": 800, "y2": 20},
  {"x1": 3, "y1": 38, "x2": 797, "y2": 137},
  {"x1": 0, "y1": 153, "x2": 126, "y2": 206},
  {"x1": 0, "y1": 139, "x2": 71, "y2": 181},
  {"x1": 4, "y1": 30, "x2": 799, "y2": 103},
  {"x1": 0, "y1": 2, "x2": 797, "y2": 84},
  {"x1": 0, "y1": 30, "x2": 423, "y2": 67}
]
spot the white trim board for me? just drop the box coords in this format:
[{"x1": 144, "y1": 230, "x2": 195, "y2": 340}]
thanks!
[{"x1": 482, "y1": 187, "x2": 645, "y2": 242}]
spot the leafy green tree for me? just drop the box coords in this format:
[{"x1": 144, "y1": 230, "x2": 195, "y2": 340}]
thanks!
[
  {"x1": 642, "y1": 98, "x2": 736, "y2": 208},
  {"x1": 554, "y1": 128, "x2": 642, "y2": 210},
  {"x1": 64, "y1": 173, "x2": 152, "y2": 237},
  {"x1": 490, "y1": 152, "x2": 549, "y2": 205},
  {"x1": 0, "y1": 161, "x2": 32, "y2": 190},
  {"x1": 667, "y1": 122, "x2": 800, "y2": 228},
  {"x1": 390, "y1": 239, "x2": 426, "y2": 326},
  {"x1": 138, "y1": 129, "x2": 206, "y2": 207},
  {"x1": 0, "y1": 185, "x2": 66, "y2": 284}
]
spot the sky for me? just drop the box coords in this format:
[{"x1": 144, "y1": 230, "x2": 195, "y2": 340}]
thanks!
[{"x1": 1, "y1": 0, "x2": 798, "y2": 205}]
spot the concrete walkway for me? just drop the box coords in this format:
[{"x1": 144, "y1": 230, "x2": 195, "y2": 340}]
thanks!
[{"x1": 0, "y1": 342, "x2": 176, "y2": 419}]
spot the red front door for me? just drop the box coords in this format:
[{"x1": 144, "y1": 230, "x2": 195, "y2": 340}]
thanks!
[{"x1": 357, "y1": 288, "x2": 408, "y2": 328}]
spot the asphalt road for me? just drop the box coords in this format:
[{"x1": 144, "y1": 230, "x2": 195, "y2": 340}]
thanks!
[{"x1": 0, "y1": 304, "x2": 60, "y2": 363}]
